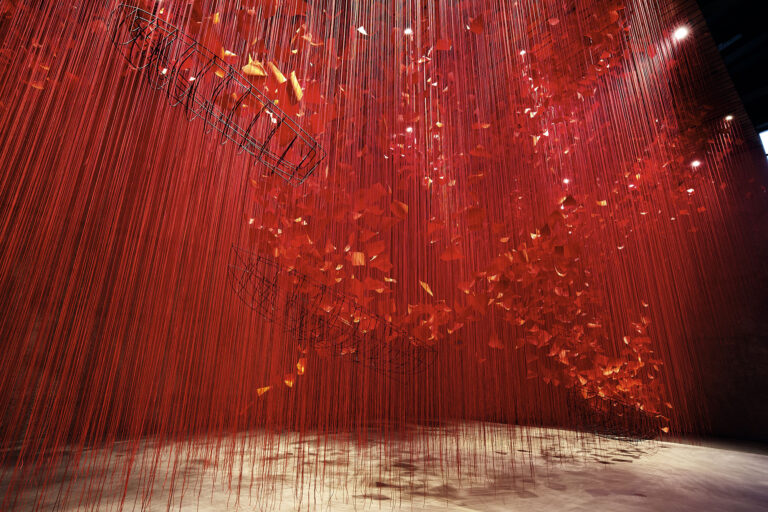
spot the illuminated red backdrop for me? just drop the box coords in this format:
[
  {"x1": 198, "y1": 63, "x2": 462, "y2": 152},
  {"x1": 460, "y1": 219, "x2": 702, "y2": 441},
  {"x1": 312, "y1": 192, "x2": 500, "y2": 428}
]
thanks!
[{"x1": 1, "y1": 0, "x2": 767, "y2": 509}]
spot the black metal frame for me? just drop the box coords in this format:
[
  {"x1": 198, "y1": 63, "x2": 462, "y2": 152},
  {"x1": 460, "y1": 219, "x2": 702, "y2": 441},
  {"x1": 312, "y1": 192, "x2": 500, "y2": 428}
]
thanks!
[
  {"x1": 227, "y1": 247, "x2": 437, "y2": 377},
  {"x1": 107, "y1": 4, "x2": 325, "y2": 184}
]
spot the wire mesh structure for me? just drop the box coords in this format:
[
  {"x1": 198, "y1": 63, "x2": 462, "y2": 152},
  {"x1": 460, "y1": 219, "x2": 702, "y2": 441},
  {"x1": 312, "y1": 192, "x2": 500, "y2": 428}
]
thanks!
[
  {"x1": 227, "y1": 247, "x2": 437, "y2": 377},
  {"x1": 574, "y1": 393, "x2": 665, "y2": 441},
  {"x1": 107, "y1": 4, "x2": 325, "y2": 184}
]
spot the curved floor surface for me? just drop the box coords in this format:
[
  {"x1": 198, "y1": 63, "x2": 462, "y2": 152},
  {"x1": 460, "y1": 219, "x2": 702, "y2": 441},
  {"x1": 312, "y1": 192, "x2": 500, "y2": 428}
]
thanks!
[{"x1": 2, "y1": 424, "x2": 767, "y2": 511}]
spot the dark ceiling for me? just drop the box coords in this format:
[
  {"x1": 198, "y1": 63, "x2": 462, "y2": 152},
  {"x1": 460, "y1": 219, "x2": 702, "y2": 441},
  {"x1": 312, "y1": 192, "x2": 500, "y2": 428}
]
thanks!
[{"x1": 697, "y1": 0, "x2": 768, "y2": 132}]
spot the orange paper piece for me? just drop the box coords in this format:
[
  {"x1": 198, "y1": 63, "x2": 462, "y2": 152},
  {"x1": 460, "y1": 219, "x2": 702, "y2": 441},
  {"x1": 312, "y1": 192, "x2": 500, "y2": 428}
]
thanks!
[
  {"x1": 391, "y1": 200, "x2": 409, "y2": 219},
  {"x1": 488, "y1": 334, "x2": 504, "y2": 349},
  {"x1": 267, "y1": 61, "x2": 287, "y2": 84},
  {"x1": 288, "y1": 71, "x2": 303, "y2": 102},
  {"x1": 351, "y1": 252, "x2": 366, "y2": 266},
  {"x1": 242, "y1": 55, "x2": 266, "y2": 77}
]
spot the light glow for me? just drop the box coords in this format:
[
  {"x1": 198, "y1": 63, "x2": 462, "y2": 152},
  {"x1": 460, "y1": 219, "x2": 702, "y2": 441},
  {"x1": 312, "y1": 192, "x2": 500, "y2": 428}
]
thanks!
[{"x1": 673, "y1": 26, "x2": 690, "y2": 41}]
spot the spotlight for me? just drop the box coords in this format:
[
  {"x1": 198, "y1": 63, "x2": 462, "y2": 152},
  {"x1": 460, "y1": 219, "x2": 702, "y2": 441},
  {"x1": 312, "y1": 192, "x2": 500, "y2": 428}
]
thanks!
[
  {"x1": 725, "y1": 115, "x2": 734, "y2": 122},
  {"x1": 673, "y1": 26, "x2": 690, "y2": 41},
  {"x1": 563, "y1": 178, "x2": 570, "y2": 184},
  {"x1": 404, "y1": 27, "x2": 413, "y2": 36},
  {"x1": 406, "y1": 126, "x2": 413, "y2": 134},
  {"x1": 691, "y1": 160, "x2": 702, "y2": 168}
]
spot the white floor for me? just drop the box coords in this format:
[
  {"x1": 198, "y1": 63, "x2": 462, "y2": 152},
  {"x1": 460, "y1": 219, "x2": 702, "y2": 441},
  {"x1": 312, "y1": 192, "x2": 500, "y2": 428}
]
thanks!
[{"x1": 3, "y1": 424, "x2": 767, "y2": 511}]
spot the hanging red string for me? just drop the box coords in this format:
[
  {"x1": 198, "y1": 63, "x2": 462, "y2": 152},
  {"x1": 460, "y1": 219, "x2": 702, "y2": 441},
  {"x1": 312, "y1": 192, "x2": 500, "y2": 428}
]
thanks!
[{"x1": 0, "y1": 0, "x2": 766, "y2": 510}]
